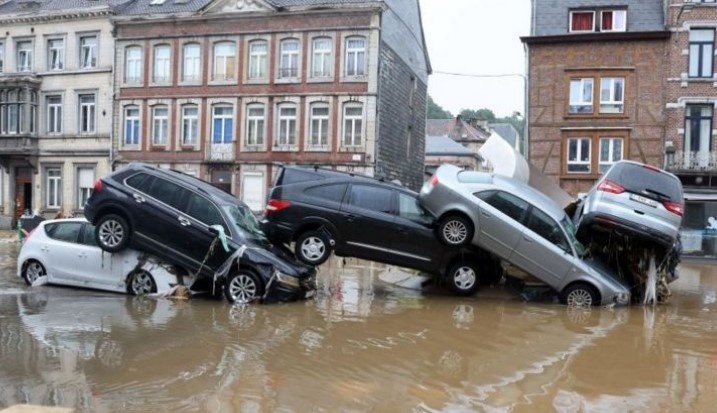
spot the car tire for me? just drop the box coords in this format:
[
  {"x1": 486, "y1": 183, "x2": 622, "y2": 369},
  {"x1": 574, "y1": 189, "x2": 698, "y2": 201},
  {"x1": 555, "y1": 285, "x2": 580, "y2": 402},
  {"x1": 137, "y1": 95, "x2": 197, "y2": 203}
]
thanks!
[
  {"x1": 96, "y1": 214, "x2": 131, "y2": 253},
  {"x1": 23, "y1": 260, "x2": 46, "y2": 286},
  {"x1": 560, "y1": 283, "x2": 599, "y2": 307},
  {"x1": 295, "y1": 230, "x2": 332, "y2": 266},
  {"x1": 127, "y1": 270, "x2": 157, "y2": 295},
  {"x1": 224, "y1": 270, "x2": 263, "y2": 304},
  {"x1": 438, "y1": 215, "x2": 474, "y2": 246},
  {"x1": 446, "y1": 261, "x2": 480, "y2": 296}
]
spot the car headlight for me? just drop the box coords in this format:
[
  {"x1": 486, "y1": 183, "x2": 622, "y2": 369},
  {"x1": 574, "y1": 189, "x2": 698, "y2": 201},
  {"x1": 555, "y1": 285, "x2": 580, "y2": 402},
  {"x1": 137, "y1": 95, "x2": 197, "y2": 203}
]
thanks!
[{"x1": 274, "y1": 271, "x2": 300, "y2": 288}]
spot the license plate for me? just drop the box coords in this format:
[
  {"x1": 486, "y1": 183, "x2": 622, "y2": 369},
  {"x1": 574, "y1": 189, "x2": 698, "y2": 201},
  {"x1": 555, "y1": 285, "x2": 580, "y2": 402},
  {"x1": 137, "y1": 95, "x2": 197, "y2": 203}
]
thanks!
[
  {"x1": 630, "y1": 194, "x2": 658, "y2": 208},
  {"x1": 304, "y1": 290, "x2": 316, "y2": 299}
]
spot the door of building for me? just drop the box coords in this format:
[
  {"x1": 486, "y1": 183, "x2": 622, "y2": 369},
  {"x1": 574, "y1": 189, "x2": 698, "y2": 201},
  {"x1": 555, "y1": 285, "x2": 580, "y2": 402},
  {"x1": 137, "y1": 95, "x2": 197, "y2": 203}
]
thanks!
[{"x1": 14, "y1": 167, "x2": 33, "y2": 220}]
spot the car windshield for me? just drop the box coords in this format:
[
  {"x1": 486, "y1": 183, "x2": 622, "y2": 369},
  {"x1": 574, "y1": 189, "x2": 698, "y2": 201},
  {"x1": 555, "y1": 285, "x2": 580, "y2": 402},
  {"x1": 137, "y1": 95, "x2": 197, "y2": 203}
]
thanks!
[
  {"x1": 222, "y1": 204, "x2": 268, "y2": 243},
  {"x1": 561, "y1": 216, "x2": 586, "y2": 257}
]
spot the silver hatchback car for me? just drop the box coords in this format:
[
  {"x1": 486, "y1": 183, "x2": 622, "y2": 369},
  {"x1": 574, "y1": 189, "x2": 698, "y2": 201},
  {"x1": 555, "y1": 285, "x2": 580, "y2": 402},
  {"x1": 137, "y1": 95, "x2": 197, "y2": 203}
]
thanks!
[{"x1": 419, "y1": 164, "x2": 630, "y2": 306}]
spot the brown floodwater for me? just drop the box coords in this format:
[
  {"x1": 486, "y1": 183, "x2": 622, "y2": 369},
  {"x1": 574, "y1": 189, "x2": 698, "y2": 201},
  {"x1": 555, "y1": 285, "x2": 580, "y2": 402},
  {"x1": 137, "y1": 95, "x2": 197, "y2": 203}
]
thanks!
[{"x1": 1, "y1": 241, "x2": 717, "y2": 412}]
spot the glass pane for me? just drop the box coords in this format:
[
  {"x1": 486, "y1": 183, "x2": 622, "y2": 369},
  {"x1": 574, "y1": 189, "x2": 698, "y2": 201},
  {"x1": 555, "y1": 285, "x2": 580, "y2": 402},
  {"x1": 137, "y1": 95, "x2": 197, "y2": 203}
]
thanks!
[
  {"x1": 580, "y1": 139, "x2": 590, "y2": 161},
  {"x1": 703, "y1": 45, "x2": 713, "y2": 76},
  {"x1": 689, "y1": 45, "x2": 700, "y2": 77},
  {"x1": 348, "y1": 185, "x2": 392, "y2": 213},
  {"x1": 582, "y1": 79, "x2": 593, "y2": 103},
  {"x1": 568, "y1": 140, "x2": 577, "y2": 161},
  {"x1": 690, "y1": 29, "x2": 714, "y2": 42}
]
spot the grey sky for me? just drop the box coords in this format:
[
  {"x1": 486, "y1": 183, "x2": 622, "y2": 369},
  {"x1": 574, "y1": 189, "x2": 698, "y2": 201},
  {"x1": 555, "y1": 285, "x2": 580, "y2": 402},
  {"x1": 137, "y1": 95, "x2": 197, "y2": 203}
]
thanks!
[{"x1": 418, "y1": 0, "x2": 531, "y2": 118}]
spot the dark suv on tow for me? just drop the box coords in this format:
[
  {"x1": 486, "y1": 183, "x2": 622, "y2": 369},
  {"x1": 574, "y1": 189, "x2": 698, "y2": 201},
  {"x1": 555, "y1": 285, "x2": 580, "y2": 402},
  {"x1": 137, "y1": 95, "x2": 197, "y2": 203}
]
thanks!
[
  {"x1": 261, "y1": 166, "x2": 501, "y2": 295},
  {"x1": 84, "y1": 163, "x2": 316, "y2": 304}
]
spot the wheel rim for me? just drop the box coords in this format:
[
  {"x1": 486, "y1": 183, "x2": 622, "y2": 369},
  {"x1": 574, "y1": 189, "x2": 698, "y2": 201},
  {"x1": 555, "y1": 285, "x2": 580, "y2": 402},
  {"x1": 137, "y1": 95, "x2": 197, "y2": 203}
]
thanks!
[
  {"x1": 443, "y1": 220, "x2": 468, "y2": 244},
  {"x1": 131, "y1": 272, "x2": 153, "y2": 295},
  {"x1": 26, "y1": 262, "x2": 45, "y2": 284},
  {"x1": 453, "y1": 266, "x2": 476, "y2": 290},
  {"x1": 228, "y1": 274, "x2": 258, "y2": 304},
  {"x1": 300, "y1": 237, "x2": 326, "y2": 261},
  {"x1": 567, "y1": 289, "x2": 593, "y2": 307},
  {"x1": 99, "y1": 219, "x2": 124, "y2": 248}
]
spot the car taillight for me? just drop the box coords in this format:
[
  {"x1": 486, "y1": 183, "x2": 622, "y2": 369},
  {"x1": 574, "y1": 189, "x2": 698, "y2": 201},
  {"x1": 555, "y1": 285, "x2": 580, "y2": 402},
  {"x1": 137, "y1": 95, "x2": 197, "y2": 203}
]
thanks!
[
  {"x1": 93, "y1": 179, "x2": 103, "y2": 192},
  {"x1": 430, "y1": 175, "x2": 439, "y2": 187},
  {"x1": 265, "y1": 199, "x2": 291, "y2": 215},
  {"x1": 664, "y1": 201, "x2": 684, "y2": 217},
  {"x1": 597, "y1": 180, "x2": 625, "y2": 194}
]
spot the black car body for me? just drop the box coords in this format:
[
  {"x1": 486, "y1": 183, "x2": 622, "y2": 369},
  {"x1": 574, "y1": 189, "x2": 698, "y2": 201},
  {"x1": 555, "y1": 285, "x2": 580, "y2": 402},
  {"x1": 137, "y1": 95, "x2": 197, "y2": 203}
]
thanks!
[
  {"x1": 84, "y1": 163, "x2": 316, "y2": 304},
  {"x1": 262, "y1": 166, "x2": 501, "y2": 295}
]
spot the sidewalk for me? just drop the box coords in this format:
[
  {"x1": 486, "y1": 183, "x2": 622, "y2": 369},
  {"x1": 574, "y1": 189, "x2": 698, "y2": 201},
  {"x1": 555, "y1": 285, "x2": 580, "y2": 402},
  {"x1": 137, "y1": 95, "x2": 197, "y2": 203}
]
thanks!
[{"x1": 0, "y1": 229, "x2": 19, "y2": 243}]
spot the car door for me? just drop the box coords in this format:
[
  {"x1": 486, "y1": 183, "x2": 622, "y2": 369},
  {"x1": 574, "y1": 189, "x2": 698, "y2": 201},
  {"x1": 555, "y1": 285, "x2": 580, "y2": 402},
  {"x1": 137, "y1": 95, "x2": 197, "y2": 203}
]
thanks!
[
  {"x1": 474, "y1": 190, "x2": 530, "y2": 260},
  {"x1": 390, "y1": 191, "x2": 443, "y2": 272},
  {"x1": 511, "y1": 207, "x2": 575, "y2": 288},
  {"x1": 179, "y1": 191, "x2": 234, "y2": 271},
  {"x1": 74, "y1": 223, "x2": 121, "y2": 291},
  {"x1": 42, "y1": 221, "x2": 89, "y2": 286},
  {"x1": 337, "y1": 183, "x2": 396, "y2": 263}
]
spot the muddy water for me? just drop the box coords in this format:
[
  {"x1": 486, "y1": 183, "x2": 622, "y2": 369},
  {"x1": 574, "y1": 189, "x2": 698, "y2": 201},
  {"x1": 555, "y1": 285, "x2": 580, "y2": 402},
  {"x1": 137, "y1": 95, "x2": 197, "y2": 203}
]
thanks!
[{"x1": 2, "y1": 242, "x2": 717, "y2": 413}]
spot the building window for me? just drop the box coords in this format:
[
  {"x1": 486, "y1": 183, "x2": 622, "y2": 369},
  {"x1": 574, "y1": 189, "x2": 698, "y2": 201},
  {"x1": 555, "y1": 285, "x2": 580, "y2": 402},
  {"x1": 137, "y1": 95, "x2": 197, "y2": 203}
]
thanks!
[
  {"x1": 685, "y1": 104, "x2": 713, "y2": 167},
  {"x1": 125, "y1": 46, "x2": 142, "y2": 83},
  {"x1": 567, "y1": 137, "x2": 591, "y2": 173},
  {"x1": 152, "y1": 105, "x2": 168, "y2": 145},
  {"x1": 569, "y1": 78, "x2": 593, "y2": 114},
  {"x1": 46, "y1": 167, "x2": 62, "y2": 209},
  {"x1": 46, "y1": 95, "x2": 62, "y2": 134},
  {"x1": 599, "y1": 77, "x2": 624, "y2": 113},
  {"x1": 213, "y1": 42, "x2": 236, "y2": 81},
  {"x1": 599, "y1": 138, "x2": 623, "y2": 173},
  {"x1": 311, "y1": 37, "x2": 332, "y2": 78},
  {"x1": 0, "y1": 42, "x2": 4, "y2": 73},
  {"x1": 79, "y1": 35, "x2": 97, "y2": 69},
  {"x1": 181, "y1": 104, "x2": 198, "y2": 146},
  {"x1": 599, "y1": 10, "x2": 626, "y2": 32},
  {"x1": 17, "y1": 41, "x2": 32, "y2": 72},
  {"x1": 342, "y1": 103, "x2": 363, "y2": 146},
  {"x1": 345, "y1": 37, "x2": 366, "y2": 77},
  {"x1": 77, "y1": 167, "x2": 94, "y2": 208},
  {"x1": 153, "y1": 44, "x2": 171, "y2": 83},
  {"x1": 78, "y1": 94, "x2": 95, "y2": 134},
  {"x1": 309, "y1": 103, "x2": 329, "y2": 148},
  {"x1": 212, "y1": 105, "x2": 233, "y2": 144},
  {"x1": 124, "y1": 106, "x2": 140, "y2": 146},
  {"x1": 182, "y1": 43, "x2": 200, "y2": 82},
  {"x1": 276, "y1": 104, "x2": 297, "y2": 146},
  {"x1": 689, "y1": 29, "x2": 714, "y2": 78},
  {"x1": 248, "y1": 40, "x2": 267, "y2": 79},
  {"x1": 47, "y1": 39, "x2": 64, "y2": 71},
  {"x1": 570, "y1": 11, "x2": 594, "y2": 32},
  {"x1": 245, "y1": 104, "x2": 264, "y2": 146},
  {"x1": 279, "y1": 39, "x2": 299, "y2": 78}
]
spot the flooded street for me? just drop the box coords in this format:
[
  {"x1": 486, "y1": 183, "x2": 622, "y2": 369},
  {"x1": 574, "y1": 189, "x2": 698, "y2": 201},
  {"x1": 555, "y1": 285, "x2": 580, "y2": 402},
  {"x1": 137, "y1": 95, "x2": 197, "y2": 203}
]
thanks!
[{"x1": 2, "y1": 241, "x2": 717, "y2": 413}]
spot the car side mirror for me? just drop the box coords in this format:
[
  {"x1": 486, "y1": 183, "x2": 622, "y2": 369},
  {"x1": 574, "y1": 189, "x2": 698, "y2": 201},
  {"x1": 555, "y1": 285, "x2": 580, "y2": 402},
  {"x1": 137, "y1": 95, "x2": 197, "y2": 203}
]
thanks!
[{"x1": 208, "y1": 226, "x2": 220, "y2": 236}]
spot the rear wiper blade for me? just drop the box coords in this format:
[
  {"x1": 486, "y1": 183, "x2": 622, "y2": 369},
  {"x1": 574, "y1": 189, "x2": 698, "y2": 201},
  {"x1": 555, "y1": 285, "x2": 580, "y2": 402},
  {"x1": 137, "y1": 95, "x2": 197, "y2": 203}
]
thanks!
[{"x1": 643, "y1": 188, "x2": 670, "y2": 201}]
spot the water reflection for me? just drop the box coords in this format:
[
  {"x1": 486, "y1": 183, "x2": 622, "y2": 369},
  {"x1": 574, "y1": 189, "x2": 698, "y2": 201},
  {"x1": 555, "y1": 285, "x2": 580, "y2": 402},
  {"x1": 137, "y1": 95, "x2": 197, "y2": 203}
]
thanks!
[{"x1": 1, "y1": 243, "x2": 717, "y2": 412}]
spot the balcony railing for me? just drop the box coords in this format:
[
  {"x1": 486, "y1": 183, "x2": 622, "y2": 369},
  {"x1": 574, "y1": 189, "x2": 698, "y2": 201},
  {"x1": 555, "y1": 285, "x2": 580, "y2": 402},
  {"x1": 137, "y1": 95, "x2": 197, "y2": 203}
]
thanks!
[
  {"x1": 666, "y1": 150, "x2": 717, "y2": 172},
  {"x1": 208, "y1": 142, "x2": 234, "y2": 162}
]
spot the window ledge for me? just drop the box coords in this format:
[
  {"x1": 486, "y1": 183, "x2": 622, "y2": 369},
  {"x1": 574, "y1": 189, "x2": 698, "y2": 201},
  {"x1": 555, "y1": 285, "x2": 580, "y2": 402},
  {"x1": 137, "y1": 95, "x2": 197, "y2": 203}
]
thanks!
[
  {"x1": 306, "y1": 146, "x2": 331, "y2": 152},
  {"x1": 272, "y1": 145, "x2": 299, "y2": 152},
  {"x1": 565, "y1": 113, "x2": 628, "y2": 120},
  {"x1": 149, "y1": 81, "x2": 173, "y2": 87},
  {"x1": 242, "y1": 145, "x2": 266, "y2": 151},
  {"x1": 307, "y1": 77, "x2": 334, "y2": 84},
  {"x1": 340, "y1": 76, "x2": 368, "y2": 83},
  {"x1": 338, "y1": 146, "x2": 365, "y2": 152},
  {"x1": 179, "y1": 145, "x2": 199, "y2": 151},
  {"x1": 122, "y1": 82, "x2": 145, "y2": 88},
  {"x1": 245, "y1": 78, "x2": 269, "y2": 85},
  {"x1": 560, "y1": 174, "x2": 599, "y2": 180},
  {"x1": 178, "y1": 80, "x2": 202, "y2": 86},
  {"x1": 119, "y1": 146, "x2": 142, "y2": 151},
  {"x1": 274, "y1": 78, "x2": 301, "y2": 84},
  {"x1": 208, "y1": 79, "x2": 238, "y2": 86},
  {"x1": 150, "y1": 145, "x2": 169, "y2": 151}
]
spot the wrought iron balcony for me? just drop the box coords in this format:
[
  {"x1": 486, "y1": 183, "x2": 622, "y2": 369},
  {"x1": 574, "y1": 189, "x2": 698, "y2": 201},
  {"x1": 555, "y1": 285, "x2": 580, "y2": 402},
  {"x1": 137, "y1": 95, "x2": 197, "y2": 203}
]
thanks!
[{"x1": 665, "y1": 151, "x2": 717, "y2": 172}]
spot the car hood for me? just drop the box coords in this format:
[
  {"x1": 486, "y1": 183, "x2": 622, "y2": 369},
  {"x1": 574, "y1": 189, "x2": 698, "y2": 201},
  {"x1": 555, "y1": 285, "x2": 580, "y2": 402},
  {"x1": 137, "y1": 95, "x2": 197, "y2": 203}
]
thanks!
[
  {"x1": 240, "y1": 241, "x2": 313, "y2": 278},
  {"x1": 580, "y1": 256, "x2": 630, "y2": 291}
]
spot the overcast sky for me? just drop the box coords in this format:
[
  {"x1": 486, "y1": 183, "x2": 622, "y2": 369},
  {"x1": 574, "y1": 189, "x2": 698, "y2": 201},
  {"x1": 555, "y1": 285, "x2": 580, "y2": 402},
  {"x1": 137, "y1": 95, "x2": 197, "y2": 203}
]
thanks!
[{"x1": 418, "y1": 0, "x2": 532, "y2": 118}]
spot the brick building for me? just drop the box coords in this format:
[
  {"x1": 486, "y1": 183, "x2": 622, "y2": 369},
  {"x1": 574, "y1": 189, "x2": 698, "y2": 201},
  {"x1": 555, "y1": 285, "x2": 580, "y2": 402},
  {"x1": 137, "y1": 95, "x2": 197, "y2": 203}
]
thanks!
[
  {"x1": 0, "y1": 0, "x2": 120, "y2": 227},
  {"x1": 111, "y1": 0, "x2": 430, "y2": 211},
  {"x1": 522, "y1": 0, "x2": 669, "y2": 196}
]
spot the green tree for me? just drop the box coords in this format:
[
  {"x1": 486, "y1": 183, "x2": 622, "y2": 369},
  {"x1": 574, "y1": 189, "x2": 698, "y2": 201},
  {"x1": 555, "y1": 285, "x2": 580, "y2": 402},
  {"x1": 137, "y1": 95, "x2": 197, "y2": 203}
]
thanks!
[
  {"x1": 459, "y1": 108, "x2": 496, "y2": 123},
  {"x1": 427, "y1": 95, "x2": 453, "y2": 119}
]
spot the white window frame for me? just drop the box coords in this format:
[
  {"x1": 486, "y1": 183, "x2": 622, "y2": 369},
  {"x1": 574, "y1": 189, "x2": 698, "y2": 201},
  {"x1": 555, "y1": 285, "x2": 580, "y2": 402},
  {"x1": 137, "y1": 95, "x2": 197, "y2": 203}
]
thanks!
[
  {"x1": 213, "y1": 41, "x2": 236, "y2": 81},
  {"x1": 248, "y1": 40, "x2": 268, "y2": 80},
  {"x1": 567, "y1": 137, "x2": 592, "y2": 173},
  {"x1": 245, "y1": 103, "x2": 265, "y2": 147},
  {"x1": 152, "y1": 105, "x2": 169, "y2": 145},
  {"x1": 344, "y1": 36, "x2": 366, "y2": 77},
  {"x1": 78, "y1": 93, "x2": 96, "y2": 134},
  {"x1": 45, "y1": 167, "x2": 62, "y2": 209},
  {"x1": 278, "y1": 38, "x2": 300, "y2": 79},
  {"x1": 599, "y1": 137, "x2": 623, "y2": 174},
  {"x1": 569, "y1": 78, "x2": 594, "y2": 114},
  {"x1": 124, "y1": 105, "x2": 140, "y2": 146},
  {"x1": 180, "y1": 104, "x2": 198, "y2": 146},
  {"x1": 311, "y1": 37, "x2": 332, "y2": 78},
  {"x1": 212, "y1": 104, "x2": 234, "y2": 144},
  {"x1": 309, "y1": 102, "x2": 330, "y2": 149},
  {"x1": 0, "y1": 41, "x2": 4, "y2": 73},
  {"x1": 599, "y1": 10, "x2": 626, "y2": 32},
  {"x1": 16, "y1": 40, "x2": 33, "y2": 72},
  {"x1": 689, "y1": 29, "x2": 715, "y2": 78},
  {"x1": 125, "y1": 46, "x2": 143, "y2": 84},
  {"x1": 276, "y1": 103, "x2": 297, "y2": 147},
  {"x1": 79, "y1": 35, "x2": 98, "y2": 69},
  {"x1": 76, "y1": 166, "x2": 95, "y2": 209},
  {"x1": 599, "y1": 77, "x2": 624, "y2": 114},
  {"x1": 342, "y1": 103, "x2": 364, "y2": 147},
  {"x1": 182, "y1": 43, "x2": 201, "y2": 82},
  {"x1": 569, "y1": 11, "x2": 595, "y2": 33},
  {"x1": 46, "y1": 95, "x2": 62, "y2": 134},
  {"x1": 47, "y1": 38, "x2": 64, "y2": 71},
  {"x1": 153, "y1": 44, "x2": 171, "y2": 84}
]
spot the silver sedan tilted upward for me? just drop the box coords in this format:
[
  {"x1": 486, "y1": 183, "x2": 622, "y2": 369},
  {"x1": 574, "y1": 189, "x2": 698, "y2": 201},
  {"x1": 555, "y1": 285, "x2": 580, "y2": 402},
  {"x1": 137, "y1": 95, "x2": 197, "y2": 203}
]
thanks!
[{"x1": 419, "y1": 164, "x2": 630, "y2": 306}]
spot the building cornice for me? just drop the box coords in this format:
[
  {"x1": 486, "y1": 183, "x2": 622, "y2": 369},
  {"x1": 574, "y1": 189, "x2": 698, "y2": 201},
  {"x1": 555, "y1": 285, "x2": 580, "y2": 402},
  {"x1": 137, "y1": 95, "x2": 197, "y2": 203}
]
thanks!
[
  {"x1": 521, "y1": 31, "x2": 670, "y2": 45},
  {"x1": 0, "y1": 9, "x2": 110, "y2": 25}
]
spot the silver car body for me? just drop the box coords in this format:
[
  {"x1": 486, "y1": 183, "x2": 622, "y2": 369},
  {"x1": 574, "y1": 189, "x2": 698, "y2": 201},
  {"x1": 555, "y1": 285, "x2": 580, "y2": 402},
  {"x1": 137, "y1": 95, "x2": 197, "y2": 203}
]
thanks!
[{"x1": 420, "y1": 164, "x2": 630, "y2": 306}]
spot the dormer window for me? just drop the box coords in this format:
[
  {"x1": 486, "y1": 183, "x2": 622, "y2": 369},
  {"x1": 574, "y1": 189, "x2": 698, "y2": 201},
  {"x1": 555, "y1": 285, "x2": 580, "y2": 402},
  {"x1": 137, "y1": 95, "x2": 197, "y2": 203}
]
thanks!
[
  {"x1": 570, "y1": 11, "x2": 594, "y2": 32},
  {"x1": 570, "y1": 9, "x2": 626, "y2": 33},
  {"x1": 600, "y1": 10, "x2": 626, "y2": 32}
]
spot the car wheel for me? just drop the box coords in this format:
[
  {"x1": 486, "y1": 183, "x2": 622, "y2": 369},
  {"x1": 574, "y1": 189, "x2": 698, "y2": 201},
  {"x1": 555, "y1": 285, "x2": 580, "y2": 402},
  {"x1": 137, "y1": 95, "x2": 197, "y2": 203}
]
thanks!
[
  {"x1": 23, "y1": 260, "x2": 46, "y2": 286},
  {"x1": 96, "y1": 214, "x2": 131, "y2": 253},
  {"x1": 224, "y1": 270, "x2": 263, "y2": 304},
  {"x1": 295, "y1": 230, "x2": 332, "y2": 265},
  {"x1": 446, "y1": 261, "x2": 480, "y2": 296},
  {"x1": 560, "y1": 283, "x2": 599, "y2": 307},
  {"x1": 127, "y1": 270, "x2": 157, "y2": 295},
  {"x1": 438, "y1": 215, "x2": 474, "y2": 246}
]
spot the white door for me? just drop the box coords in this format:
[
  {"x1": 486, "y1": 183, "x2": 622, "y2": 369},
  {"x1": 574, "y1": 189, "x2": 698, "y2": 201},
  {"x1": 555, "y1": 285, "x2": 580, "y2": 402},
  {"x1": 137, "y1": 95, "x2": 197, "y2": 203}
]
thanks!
[
  {"x1": 43, "y1": 221, "x2": 87, "y2": 285},
  {"x1": 76, "y1": 223, "x2": 122, "y2": 291},
  {"x1": 241, "y1": 172, "x2": 264, "y2": 212}
]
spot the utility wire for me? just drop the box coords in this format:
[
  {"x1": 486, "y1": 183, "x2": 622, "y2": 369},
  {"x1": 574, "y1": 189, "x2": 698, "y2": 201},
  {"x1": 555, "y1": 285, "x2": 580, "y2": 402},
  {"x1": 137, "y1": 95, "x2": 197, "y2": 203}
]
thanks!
[{"x1": 432, "y1": 70, "x2": 525, "y2": 79}]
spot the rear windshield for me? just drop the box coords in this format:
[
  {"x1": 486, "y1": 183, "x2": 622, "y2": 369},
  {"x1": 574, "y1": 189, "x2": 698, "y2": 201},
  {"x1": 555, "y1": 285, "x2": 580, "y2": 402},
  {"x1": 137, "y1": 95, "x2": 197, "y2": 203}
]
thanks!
[{"x1": 606, "y1": 163, "x2": 683, "y2": 202}]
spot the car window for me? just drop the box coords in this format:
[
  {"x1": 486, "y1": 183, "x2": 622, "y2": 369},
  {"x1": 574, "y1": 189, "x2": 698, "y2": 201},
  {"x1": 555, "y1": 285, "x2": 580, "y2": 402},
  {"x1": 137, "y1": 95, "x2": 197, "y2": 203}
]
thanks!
[
  {"x1": 526, "y1": 208, "x2": 571, "y2": 253},
  {"x1": 126, "y1": 172, "x2": 153, "y2": 193},
  {"x1": 278, "y1": 168, "x2": 324, "y2": 185},
  {"x1": 44, "y1": 222, "x2": 82, "y2": 243},
  {"x1": 398, "y1": 192, "x2": 431, "y2": 224},
  {"x1": 184, "y1": 192, "x2": 228, "y2": 233},
  {"x1": 80, "y1": 224, "x2": 98, "y2": 247},
  {"x1": 147, "y1": 177, "x2": 185, "y2": 209},
  {"x1": 304, "y1": 184, "x2": 347, "y2": 204},
  {"x1": 606, "y1": 162, "x2": 683, "y2": 202},
  {"x1": 457, "y1": 171, "x2": 491, "y2": 184},
  {"x1": 347, "y1": 184, "x2": 393, "y2": 213},
  {"x1": 477, "y1": 190, "x2": 529, "y2": 224}
]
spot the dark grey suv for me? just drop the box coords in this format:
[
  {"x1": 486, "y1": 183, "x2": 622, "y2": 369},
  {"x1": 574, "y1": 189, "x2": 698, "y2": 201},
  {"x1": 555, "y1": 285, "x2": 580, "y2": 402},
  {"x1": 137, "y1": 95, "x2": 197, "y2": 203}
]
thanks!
[{"x1": 83, "y1": 163, "x2": 316, "y2": 304}]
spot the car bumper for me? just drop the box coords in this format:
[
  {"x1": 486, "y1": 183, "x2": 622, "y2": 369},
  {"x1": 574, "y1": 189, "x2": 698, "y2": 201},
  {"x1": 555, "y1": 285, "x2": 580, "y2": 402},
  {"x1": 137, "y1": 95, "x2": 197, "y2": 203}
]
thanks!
[
  {"x1": 580, "y1": 212, "x2": 675, "y2": 248},
  {"x1": 264, "y1": 273, "x2": 317, "y2": 303}
]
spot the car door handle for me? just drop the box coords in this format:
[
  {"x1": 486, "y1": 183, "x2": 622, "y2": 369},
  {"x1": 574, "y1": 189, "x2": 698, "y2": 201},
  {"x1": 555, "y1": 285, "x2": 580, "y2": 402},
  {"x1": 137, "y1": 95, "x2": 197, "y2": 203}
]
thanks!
[
  {"x1": 78, "y1": 252, "x2": 87, "y2": 258},
  {"x1": 178, "y1": 217, "x2": 191, "y2": 227},
  {"x1": 40, "y1": 246, "x2": 49, "y2": 252},
  {"x1": 345, "y1": 214, "x2": 356, "y2": 222},
  {"x1": 133, "y1": 193, "x2": 146, "y2": 203}
]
